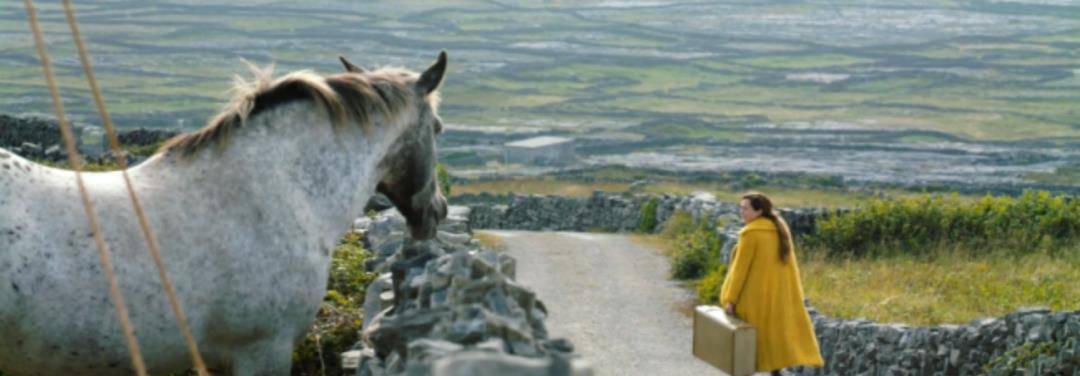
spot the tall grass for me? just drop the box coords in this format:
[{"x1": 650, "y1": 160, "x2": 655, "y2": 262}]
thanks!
[
  {"x1": 799, "y1": 242, "x2": 1080, "y2": 326},
  {"x1": 796, "y1": 190, "x2": 1080, "y2": 324},
  {"x1": 636, "y1": 197, "x2": 659, "y2": 233}
]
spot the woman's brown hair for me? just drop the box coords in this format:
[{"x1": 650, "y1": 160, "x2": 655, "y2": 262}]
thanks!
[{"x1": 742, "y1": 192, "x2": 793, "y2": 263}]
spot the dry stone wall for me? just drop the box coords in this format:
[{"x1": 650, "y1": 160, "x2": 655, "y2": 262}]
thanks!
[
  {"x1": 346, "y1": 207, "x2": 592, "y2": 376},
  {"x1": 463, "y1": 191, "x2": 839, "y2": 235},
  {"x1": 792, "y1": 306, "x2": 1080, "y2": 375}
]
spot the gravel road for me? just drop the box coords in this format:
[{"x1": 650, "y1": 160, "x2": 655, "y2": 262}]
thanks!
[{"x1": 487, "y1": 230, "x2": 722, "y2": 376}]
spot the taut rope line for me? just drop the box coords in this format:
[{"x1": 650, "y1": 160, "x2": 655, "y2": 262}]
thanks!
[
  {"x1": 59, "y1": 1, "x2": 211, "y2": 374},
  {"x1": 22, "y1": 0, "x2": 149, "y2": 374}
]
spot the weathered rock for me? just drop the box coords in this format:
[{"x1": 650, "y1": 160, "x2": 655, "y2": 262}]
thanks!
[
  {"x1": 43, "y1": 144, "x2": 64, "y2": 159},
  {"x1": 363, "y1": 274, "x2": 395, "y2": 331},
  {"x1": 365, "y1": 194, "x2": 395, "y2": 213},
  {"x1": 368, "y1": 210, "x2": 409, "y2": 244},
  {"x1": 354, "y1": 216, "x2": 374, "y2": 232},
  {"x1": 348, "y1": 206, "x2": 588, "y2": 376},
  {"x1": 791, "y1": 307, "x2": 1080, "y2": 375},
  {"x1": 20, "y1": 142, "x2": 42, "y2": 155}
]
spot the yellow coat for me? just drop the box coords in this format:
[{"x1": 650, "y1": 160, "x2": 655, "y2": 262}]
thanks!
[{"x1": 720, "y1": 217, "x2": 825, "y2": 372}]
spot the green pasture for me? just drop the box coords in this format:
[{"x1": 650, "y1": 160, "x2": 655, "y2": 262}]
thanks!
[{"x1": 1, "y1": 0, "x2": 1077, "y2": 147}]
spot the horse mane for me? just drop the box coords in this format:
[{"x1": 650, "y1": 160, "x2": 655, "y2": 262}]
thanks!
[{"x1": 161, "y1": 64, "x2": 421, "y2": 159}]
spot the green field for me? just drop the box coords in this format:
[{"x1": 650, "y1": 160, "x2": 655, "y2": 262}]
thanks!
[{"x1": 0, "y1": 1, "x2": 1077, "y2": 144}]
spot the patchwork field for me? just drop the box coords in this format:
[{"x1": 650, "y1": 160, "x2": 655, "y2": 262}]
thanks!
[{"x1": 0, "y1": 0, "x2": 1076, "y2": 189}]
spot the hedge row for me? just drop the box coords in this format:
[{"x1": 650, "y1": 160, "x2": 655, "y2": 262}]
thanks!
[{"x1": 805, "y1": 191, "x2": 1079, "y2": 258}]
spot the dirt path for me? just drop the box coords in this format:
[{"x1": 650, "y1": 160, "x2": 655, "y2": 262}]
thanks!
[{"x1": 485, "y1": 230, "x2": 721, "y2": 375}]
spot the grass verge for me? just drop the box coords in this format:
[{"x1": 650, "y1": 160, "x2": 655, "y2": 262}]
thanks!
[{"x1": 798, "y1": 243, "x2": 1080, "y2": 326}]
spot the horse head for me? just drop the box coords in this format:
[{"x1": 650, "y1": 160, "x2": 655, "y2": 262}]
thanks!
[{"x1": 347, "y1": 52, "x2": 448, "y2": 240}]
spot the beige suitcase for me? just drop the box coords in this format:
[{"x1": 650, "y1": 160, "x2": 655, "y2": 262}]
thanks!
[{"x1": 693, "y1": 305, "x2": 757, "y2": 376}]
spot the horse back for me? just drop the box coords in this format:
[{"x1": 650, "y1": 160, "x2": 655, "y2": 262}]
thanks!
[{"x1": 0, "y1": 151, "x2": 174, "y2": 373}]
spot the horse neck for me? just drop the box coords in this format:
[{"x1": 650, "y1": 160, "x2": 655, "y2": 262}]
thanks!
[{"x1": 132, "y1": 102, "x2": 406, "y2": 246}]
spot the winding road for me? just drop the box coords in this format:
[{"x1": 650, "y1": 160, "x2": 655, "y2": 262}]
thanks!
[{"x1": 485, "y1": 230, "x2": 721, "y2": 376}]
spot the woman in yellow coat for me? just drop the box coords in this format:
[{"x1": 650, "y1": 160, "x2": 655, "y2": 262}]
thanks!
[{"x1": 720, "y1": 192, "x2": 824, "y2": 375}]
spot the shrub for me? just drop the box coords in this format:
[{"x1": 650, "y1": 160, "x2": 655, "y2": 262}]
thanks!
[
  {"x1": 292, "y1": 231, "x2": 377, "y2": 375},
  {"x1": 667, "y1": 212, "x2": 725, "y2": 280},
  {"x1": 804, "y1": 191, "x2": 1080, "y2": 258},
  {"x1": 671, "y1": 240, "x2": 711, "y2": 279},
  {"x1": 660, "y1": 210, "x2": 697, "y2": 239},
  {"x1": 436, "y1": 163, "x2": 451, "y2": 197},
  {"x1": 696, "y1": 264, "x2": 728, "y2": 304},
  {"x1": 636, "y1": 197, "x2": 659, "y2": 233}
]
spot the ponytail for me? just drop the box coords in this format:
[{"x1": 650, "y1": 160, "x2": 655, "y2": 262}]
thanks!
[
  {"x1": 742, "y1": 192, "x2": 793, "y2": 263},
  {"x1": 762, "y1": 211, "x2": 793, "y2": 263}
]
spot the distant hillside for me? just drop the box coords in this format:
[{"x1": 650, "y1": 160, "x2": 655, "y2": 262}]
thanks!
[{"x1": 1, "y1": 1, "x2": 1075, "y2": 187}]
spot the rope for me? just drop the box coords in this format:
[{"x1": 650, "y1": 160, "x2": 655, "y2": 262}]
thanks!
[
  {"x1": 22, "y1": 1, "x2": 148, "y2": 375},
  {"x1": 60, "y1": 1, "x2": 211, "y2": 374}
]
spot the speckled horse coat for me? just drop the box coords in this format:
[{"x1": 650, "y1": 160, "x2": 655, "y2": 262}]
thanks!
[{"x1": 0, "y1": 53, "x2": 448, "y2": 375}]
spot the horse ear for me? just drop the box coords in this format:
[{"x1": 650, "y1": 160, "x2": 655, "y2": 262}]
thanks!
[
  {"x1": 417, "y1": 51, "x2": 447, "y2": 95},
  {"x1": 339, "y1": 55, "x2": 364, "y2": 73}
]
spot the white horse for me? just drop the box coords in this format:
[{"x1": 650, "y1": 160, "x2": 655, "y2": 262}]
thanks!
[{"x1": 0, "y1": 52, "x2": 449, "y2": 375}]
